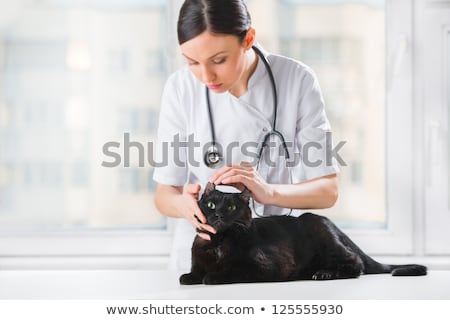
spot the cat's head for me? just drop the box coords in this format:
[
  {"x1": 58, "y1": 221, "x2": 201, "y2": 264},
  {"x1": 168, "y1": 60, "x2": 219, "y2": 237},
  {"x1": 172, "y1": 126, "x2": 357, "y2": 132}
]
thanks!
[{"x1": 198, "y1": 182, "x2": 252, "y2": 233}]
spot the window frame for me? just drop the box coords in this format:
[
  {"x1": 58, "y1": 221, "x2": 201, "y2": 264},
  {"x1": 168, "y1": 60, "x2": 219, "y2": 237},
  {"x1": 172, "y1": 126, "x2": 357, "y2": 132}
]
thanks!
[
  {"x1": 420, "y1": 0, "x2": 450, "y2": 255},
  {"x1": 0, "y1": 0, "x2": 418, "y2": 269},
  {"x1": 0, "y1": 0, "x2": 180, "y2": 269},
  {"x1": 344, "y1": 0, "x2": 415, "y2": 255}
]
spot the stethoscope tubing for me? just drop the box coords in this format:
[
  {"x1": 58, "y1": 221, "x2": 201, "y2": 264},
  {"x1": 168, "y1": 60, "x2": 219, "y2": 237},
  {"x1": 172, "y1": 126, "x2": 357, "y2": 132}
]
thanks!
[
  {"x1": 204, "y1": 45, "x2": 293, "y2": 216},
  {"x1": 204, "y1": 45, "x2": 290, "y2": 167}
]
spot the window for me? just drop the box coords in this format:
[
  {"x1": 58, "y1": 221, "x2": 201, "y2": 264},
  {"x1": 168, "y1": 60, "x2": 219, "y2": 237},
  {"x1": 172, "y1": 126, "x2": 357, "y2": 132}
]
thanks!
[
  {"x1": 246, "y1": 0, "x2": 416, "y2": 254},
  {"x1": 0, "y1": 0, "x2": 423, "y2": 266},
  {"x1": 249, "y1": 0, "x2": 386, "y2": 228},
  {"x1": 0, "y1": 0, "x2": 171, "y2": 263},
  {"x1": 0, "y1": 0, "x2": 166, "y2": 230}
]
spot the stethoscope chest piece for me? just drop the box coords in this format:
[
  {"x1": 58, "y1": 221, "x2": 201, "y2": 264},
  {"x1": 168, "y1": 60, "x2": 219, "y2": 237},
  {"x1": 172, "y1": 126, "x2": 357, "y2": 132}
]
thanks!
[{"x1": 204, "y1": 145, "x2": 223, "y2": 168}]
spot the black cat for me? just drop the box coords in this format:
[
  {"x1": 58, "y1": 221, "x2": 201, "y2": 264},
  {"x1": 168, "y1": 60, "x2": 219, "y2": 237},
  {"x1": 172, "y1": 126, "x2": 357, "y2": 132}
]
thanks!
[{"x1": 179, "y1": 182, "x2": 427, "y2": 285}]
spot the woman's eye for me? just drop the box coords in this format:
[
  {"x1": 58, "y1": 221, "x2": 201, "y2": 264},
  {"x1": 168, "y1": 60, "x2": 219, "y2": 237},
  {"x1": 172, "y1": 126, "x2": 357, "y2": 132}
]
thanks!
[
  {"x1": 207, "y1": 201, "x2": 216, "y2": 209},
  {"x1": 212, "y1": 58, "x2": 226, "y2": 65},
  {"x1": 228, "y1": 204, "x2": 236, "y2": 211}
]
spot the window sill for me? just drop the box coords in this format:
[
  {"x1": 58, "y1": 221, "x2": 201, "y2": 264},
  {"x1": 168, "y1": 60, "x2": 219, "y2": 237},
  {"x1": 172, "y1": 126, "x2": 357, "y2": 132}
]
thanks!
[{"x1": 0, "y1": 255, "x2": 170, "y2": 270}]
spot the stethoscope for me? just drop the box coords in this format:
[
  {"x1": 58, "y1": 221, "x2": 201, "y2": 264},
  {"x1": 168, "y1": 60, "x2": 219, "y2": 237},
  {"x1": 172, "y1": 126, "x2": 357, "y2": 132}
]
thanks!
[
  {"x1": 203, "y1": 45, "x2": 293, "y2": 216},
  {"x1": 204, "y1": 45, "x2": 290, "y2": 169}
]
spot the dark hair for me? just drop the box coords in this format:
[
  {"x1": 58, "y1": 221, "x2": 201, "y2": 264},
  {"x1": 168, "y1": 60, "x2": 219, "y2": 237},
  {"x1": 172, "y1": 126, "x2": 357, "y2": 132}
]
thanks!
[{"x1": 177, "y1": 0, "x2": 251, "y2": 45}]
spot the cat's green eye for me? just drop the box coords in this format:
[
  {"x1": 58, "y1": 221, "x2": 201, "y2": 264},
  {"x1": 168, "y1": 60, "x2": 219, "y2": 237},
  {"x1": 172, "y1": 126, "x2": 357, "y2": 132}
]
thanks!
[
  {"x1": 207, "y1": 201, "x2": 216, "y2": 210},
  {"x1": 228, "y1": 204, "x2": 236, "y2": 211}
]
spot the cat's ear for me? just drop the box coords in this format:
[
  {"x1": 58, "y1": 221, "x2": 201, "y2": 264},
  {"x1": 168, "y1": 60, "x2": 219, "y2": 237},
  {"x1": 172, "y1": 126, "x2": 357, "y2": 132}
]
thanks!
[
  {"x1": 239, "y1": 188, "x2": 251, "y2": 203},
  {"x1": 204, "y1": 182, "x2": 216, "y2": 195}
]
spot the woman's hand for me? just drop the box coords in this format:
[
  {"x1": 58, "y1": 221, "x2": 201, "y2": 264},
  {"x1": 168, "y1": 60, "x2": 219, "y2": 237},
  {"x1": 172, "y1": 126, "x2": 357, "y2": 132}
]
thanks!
[
  {"x1": 180, "y1": 184, "x2": 217, "y2": 240},
  {"x1": 209, "y1": 165, "x2": 338, "y2": 209},
  {"x1": 209, "y1": 161, "x2": 275, "y2": 205},
  {"x1": 154, "y1": 183, "x2": 216, "y2": 240}
]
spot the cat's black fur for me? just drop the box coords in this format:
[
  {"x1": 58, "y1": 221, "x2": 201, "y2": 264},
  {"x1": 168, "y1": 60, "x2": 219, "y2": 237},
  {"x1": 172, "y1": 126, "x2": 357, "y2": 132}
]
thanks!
[{"x1": 179, "y1": 183, "x2": 427, "y2": 285}]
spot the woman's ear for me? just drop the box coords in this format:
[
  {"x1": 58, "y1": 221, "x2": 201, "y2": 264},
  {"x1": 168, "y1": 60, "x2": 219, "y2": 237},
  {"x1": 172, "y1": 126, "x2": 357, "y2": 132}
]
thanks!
[{"x1": 243, "y1": 28, "x2": 256, "y2": 50}]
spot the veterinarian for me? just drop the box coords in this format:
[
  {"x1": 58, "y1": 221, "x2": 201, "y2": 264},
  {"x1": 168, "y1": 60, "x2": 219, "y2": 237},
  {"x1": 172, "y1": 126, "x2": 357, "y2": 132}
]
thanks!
[{"x1": 153, "y1": 0, "x2": 340, "y2": 271}]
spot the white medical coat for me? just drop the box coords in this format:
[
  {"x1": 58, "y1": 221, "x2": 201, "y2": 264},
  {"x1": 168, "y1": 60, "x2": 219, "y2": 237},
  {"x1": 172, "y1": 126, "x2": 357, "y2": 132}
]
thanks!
[{"x1": 153, "y1": 47, "x2": 340, "y2": 271}]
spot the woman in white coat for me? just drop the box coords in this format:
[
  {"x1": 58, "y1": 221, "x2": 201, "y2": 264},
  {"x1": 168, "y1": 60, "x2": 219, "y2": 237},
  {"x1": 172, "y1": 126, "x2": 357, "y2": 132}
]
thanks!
[{"x1": 153, "y1": 0, "x2": 340, "y2": 271}]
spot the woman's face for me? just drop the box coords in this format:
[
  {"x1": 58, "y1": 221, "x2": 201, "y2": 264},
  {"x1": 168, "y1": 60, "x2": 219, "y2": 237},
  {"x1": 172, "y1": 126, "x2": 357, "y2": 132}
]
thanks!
[{"x1": 180, "y1": 31, "x2": 252, "y2": 94}]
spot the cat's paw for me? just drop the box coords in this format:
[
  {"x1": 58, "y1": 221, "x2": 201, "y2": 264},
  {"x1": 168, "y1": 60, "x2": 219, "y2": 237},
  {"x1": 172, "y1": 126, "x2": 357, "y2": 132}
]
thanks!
[
  {"x1": 312, "y1": 270, "x2": 336, "y2": 281},
  {"x1": 179, "y1": 272, "x2": 203, "y2": 285}
]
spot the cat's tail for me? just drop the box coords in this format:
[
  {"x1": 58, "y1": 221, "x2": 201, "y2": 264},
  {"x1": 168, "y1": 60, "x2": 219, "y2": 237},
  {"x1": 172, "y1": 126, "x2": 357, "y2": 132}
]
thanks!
[
  {"x1": 387, "y1": 264, "x2": 428, "y2": 276},
  {"x1": 363, "y1": 256, "x2": 427, "y2": 276}
]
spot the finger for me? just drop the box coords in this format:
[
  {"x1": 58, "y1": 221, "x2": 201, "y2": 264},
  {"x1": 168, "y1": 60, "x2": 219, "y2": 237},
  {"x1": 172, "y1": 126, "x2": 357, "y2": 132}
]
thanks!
[
  {"x1": 220, "y1": 174, "x2": 253, "y2": 187},
  {"x1": 194, "y1": 219, "x2": 216, "y2": 234},
  {"x1": 225, "y1": 182, "x2": 247, "y2": 192},
  {"x1": 197, "y1": 232, "x2": 211, "y2": 241},
  {"x1": 215, "y1": 169, "x2": 253, "y2": 185},
  {"x1": 198, "y1": 223, "x2": 216, "y2": 234},
  {"x1": 209, "y1": 165, "x2": 233, "y2": 183},
  {"x1": 190, "y1": 213, "x2": 204, "y2": 227},
  {"x1": 192, "y1": 220, "x2": 215, "y2": 236},
  {"x1": 194, "y1": 222, "x2": 216, "y2": 236},
  {"x1": 194, "y1": 208, "x2": 207, "y2": 224},
  {"x1": 209, "y1": 163, "x2": 253, "y2": 184},
  {"x1": 193, "y1": 214, "x2": 202, "y2": 224},
  {"x1": 187, "y1": 208, "x2": 204, "y2": 227},
  {"x1": 185, "y1": 184, "x2": 201, "y2": 197},
  {"x1": 218, "y1": 163, "x2": 254, "y2": 181},
  {"x1": 190, "y1": 216, "x2": 202, "y2": 230}
]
